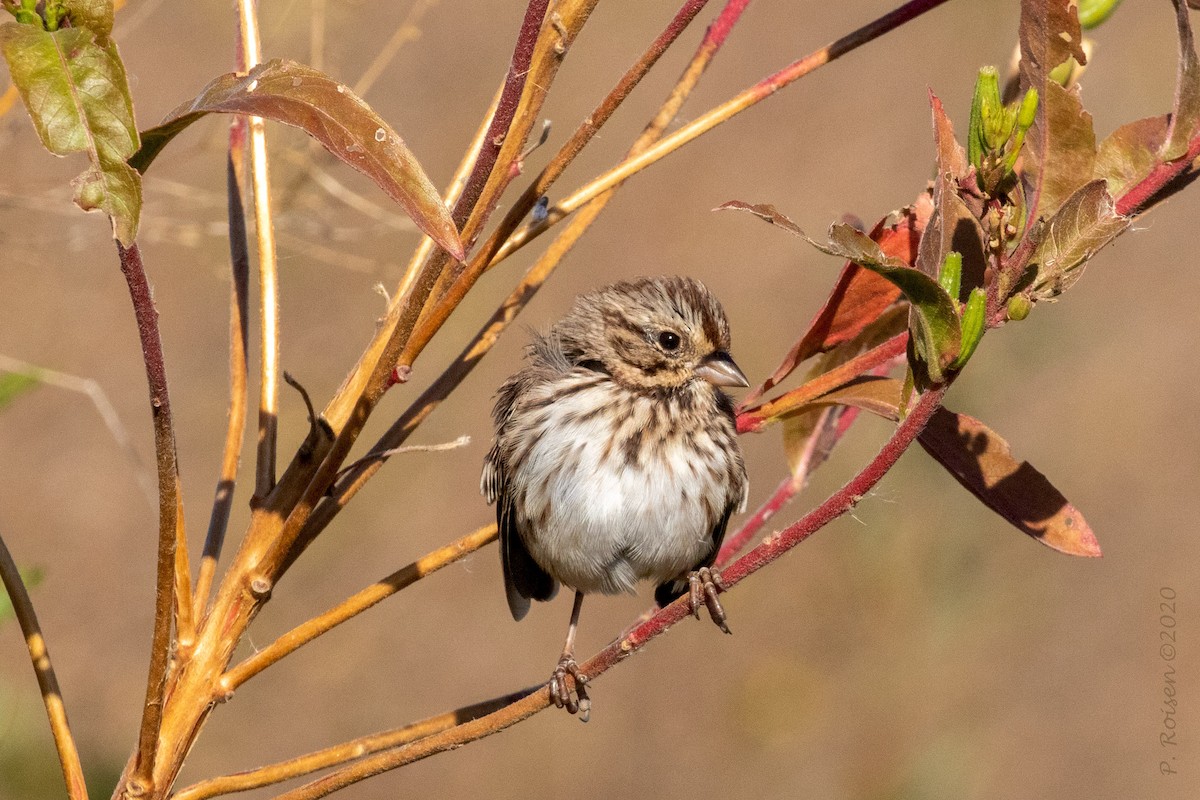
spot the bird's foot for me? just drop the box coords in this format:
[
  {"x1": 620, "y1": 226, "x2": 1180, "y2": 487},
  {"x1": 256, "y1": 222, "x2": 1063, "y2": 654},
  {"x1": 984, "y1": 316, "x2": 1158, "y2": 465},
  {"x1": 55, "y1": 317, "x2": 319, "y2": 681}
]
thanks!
[
  {"x1": 550, "y1": 655, "x2": 591, "y2": 722},
  {"x1": 689, "y1": 566, "x2": 731, "y2": 634}
]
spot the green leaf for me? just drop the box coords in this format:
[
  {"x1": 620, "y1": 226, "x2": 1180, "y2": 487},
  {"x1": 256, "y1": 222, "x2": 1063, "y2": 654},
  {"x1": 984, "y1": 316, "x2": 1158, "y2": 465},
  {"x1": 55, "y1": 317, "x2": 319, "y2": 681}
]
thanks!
[
  {"x1": 0, "y1": 20, "x2": 141, "y2": 243},
  {"x1": 0, "y1": 566, "x2": 44, "y2": 626},
  {"x1": 1164, "y1": 0, "x2": 1200, "y2": 160},
  {"x1": 0, "y1": 370, "x2": 40, "y2": 409},
  {"x1": 1094, "y1": 115, "x2": 1169, "y2": 198},
  {"x1": 918, "y1": 408, "x2": 1101, "y2": 557},
  {"x1": 1029, "y1": 179, "x2": 1129, "y2": 299},
  {"x1": 131, "y1": 59, "x2": 464, "y2": 260}
]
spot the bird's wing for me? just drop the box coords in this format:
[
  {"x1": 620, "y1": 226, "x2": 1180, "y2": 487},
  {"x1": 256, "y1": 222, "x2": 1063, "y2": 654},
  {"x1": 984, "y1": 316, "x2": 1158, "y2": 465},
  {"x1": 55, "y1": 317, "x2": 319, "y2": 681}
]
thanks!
[{"x1": 482, "y1": 369, "x2": 559, "y2": 621}]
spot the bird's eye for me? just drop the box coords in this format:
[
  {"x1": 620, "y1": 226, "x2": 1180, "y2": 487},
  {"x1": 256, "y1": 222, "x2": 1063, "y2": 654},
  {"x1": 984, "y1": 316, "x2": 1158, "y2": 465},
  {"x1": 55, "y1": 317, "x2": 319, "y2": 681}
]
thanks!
[{"x1": 657, "y1": 330, "x2": 681, "y2": 351}]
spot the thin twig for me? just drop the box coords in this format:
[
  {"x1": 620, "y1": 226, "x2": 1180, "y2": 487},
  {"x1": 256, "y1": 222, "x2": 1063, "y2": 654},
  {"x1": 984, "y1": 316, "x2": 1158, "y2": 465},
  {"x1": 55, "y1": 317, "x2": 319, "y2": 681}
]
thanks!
[
  {"x1": 117, "y1": 241, "x2": 191, "y2": 795},
  {"x1": 276, "y1": 387, "x2": 949, "y2": 800},
  {"x1": 222, "y1": 524, "x2": 495, "y2": 690},
  {"x1": 236, "y1": 0, "x2": 281, "y2": 497},
  {"x1": 195, "y1": 148, "x2": 252, "y2": 619},
  {"x1": 0, "y1": 532, "x2": 88, "y2": 800},
  {"x1": 171, "y1": 687, "x2": 533, "y2": 800},
  {"x1": 493, "y1": 0, "x2": 955, "y2": 266}
]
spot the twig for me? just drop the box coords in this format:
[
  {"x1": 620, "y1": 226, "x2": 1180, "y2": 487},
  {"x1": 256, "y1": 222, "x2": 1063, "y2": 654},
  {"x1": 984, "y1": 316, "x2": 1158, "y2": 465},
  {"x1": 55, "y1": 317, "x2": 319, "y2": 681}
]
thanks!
[
  {"x1": 1115, "y1": 131, "x2": 1200, "y2": 216},
  {"x1": 236, "y1": 0, "x2": 281, "y2": 497},
  {"x1": 276, "y1": 387, "x2": 949, "y2": 800},
  {"x1": 332, "y1": 435, "x2": 469, "y2": 481},
  {"x1": 0, "y1": 532, "x2": 88, "y2": 800},
  {"x1": 195, "y1": 149, "x2": 252, "y2": 619},
  {"x1": 171, "y1": 687, "x2": 533, "y2": 800},
  {"x1": 493, "y1": 0, "x2": 955, "y2": 266},
  {"x1": 222, "y1": 524, "x2": 495, "y2": 691},
  {"x1": 116, "y1": 241, "x2": 191, "y2": 794}
]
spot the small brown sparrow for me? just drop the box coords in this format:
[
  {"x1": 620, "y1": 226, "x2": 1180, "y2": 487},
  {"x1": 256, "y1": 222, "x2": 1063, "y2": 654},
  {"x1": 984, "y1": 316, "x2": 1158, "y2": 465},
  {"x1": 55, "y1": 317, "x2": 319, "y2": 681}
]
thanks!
[{"x1": 482, "y1": 276, "x2": 748, "y2": 720}]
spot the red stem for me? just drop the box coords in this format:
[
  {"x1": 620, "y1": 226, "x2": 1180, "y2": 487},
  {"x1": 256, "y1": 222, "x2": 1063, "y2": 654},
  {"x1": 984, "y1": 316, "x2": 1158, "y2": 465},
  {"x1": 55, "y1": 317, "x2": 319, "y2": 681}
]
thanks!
[
  {"x1": 116, "y1": 241, "x2": 180, "y2": 790},
  {"x1": 1115, "y1": 132, "x2": 1200, "y2": 216},
  {"x1": 451, "y1": 0, "x2": 549, "y2": 231}
]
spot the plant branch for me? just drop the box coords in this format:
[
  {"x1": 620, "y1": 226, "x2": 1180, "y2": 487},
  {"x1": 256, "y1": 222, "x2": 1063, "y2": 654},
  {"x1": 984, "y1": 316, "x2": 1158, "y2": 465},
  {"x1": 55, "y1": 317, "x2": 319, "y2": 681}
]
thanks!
[
  {"x1": 222, "y1": 524, "x2": 496, "y2": 690},
  {"x1": 277, "y1": 386, "x2": 949, "y2": 800},
  {"x1": 0, "y1": 532, "x2": 88, "y2": 800},
  {"x1": 737, "y1": 332, "x2": 908, "y2": 433},
  {"x1": 116, "y1": 241, "x2": 190, "y2": 794},
  {"x1": 493, "y1": 0, "x2": 955, "y2": 265},
  {"x1": 236, "y1": 0, "x2": 281, "y2": 497},
  {"x1": 289, "y1": 0, "x2": 752, "y2": 556},
  {"x1": 172, "y1": 687, "x2": 534, "y2": 800},
  {"x1": 195, "y1": 145, "x2": 252, "y2": 619}
]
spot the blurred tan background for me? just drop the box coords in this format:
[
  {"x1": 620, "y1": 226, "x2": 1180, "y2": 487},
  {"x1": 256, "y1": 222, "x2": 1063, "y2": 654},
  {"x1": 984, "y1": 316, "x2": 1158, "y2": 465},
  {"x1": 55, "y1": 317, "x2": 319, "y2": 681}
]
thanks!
[{"x1": 2, "y1": 1, "x2": 1199, "y2": 798}]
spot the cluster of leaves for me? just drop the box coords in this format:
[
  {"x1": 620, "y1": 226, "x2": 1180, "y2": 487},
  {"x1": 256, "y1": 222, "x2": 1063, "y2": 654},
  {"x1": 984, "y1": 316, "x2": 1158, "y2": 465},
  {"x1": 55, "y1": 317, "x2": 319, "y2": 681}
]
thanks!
[{"x1": 728, "y1": 0, "x2": 1200, "y2": 557}]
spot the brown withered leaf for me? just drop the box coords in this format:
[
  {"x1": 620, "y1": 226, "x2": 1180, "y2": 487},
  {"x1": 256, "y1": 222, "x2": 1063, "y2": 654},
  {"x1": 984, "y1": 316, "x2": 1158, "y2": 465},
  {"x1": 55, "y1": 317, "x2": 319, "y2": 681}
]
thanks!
[
  {"x1": 1095, "y1": 115, "x2": 1169, "y2": 198},
  {"x1": 1026, "y1": 81, "x2": 1097, "y2": 220},
  {"x1": 929, "y1": 89, "x2": 969, "y2": 187},
  {"x1": 1018, "y1": 0, "x2": 1087, "y2": 222},
  {"x1": 1029, "y1": 179, "x2": 1128, "y2": 299},
  {"x1": 918, "y1": 407, "x2": 1101, "y2": 557},
  {"x1": 1164, "y1": 0, "x2": 1200, "y2": 159},
  {"x1": 131, "y1": 59, "x2": 463, "y2": 259}
]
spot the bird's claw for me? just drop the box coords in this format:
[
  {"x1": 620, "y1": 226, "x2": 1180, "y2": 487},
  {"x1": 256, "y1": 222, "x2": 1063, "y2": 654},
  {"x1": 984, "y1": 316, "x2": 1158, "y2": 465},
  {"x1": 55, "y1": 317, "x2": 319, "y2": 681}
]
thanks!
[
  {"x1": 689, "y1": 566, "x2": 731, "y2": 634},
  {"x1": 550, "y1": 656, "x2": 591, "y2": 722}
]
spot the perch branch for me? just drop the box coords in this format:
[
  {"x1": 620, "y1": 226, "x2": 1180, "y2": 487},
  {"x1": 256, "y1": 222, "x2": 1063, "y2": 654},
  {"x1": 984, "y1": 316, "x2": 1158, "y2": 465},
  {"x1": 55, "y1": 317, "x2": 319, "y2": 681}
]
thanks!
[{"x1": 277, "y1": 386, "x2": 949, "y2": 800}]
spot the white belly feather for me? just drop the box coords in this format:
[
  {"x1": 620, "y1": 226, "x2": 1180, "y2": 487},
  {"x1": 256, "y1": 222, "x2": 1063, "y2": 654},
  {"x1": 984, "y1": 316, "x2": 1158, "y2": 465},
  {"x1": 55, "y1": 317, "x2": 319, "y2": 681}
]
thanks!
[{"x1": 514, "y1": 383, "x2": 732, "y2": 595}]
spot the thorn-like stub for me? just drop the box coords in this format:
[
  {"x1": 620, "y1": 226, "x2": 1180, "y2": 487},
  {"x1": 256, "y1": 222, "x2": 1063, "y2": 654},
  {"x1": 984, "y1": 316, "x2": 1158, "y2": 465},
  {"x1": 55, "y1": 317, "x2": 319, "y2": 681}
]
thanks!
[{"x1": 248, "y1": 575, "x2": 273, "y2": 599}]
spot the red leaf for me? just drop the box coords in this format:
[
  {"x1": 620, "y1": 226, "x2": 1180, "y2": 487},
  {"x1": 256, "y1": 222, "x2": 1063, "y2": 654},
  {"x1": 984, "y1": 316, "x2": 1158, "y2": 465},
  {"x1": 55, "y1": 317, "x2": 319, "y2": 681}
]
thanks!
[{"x1": 918, "y1": 407, "x2": 1101, "y2": 557}]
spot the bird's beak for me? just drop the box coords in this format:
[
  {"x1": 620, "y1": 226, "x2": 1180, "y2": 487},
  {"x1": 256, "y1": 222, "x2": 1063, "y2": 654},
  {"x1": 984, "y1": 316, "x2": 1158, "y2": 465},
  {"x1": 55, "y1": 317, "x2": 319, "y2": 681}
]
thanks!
[{"x1": 697, "y1": 351, "x2": 749, "y2": 388}]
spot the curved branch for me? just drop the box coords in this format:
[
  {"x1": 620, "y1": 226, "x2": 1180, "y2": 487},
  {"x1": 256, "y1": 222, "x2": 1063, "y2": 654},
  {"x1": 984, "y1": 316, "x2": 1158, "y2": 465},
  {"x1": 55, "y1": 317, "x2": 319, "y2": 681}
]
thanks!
[{"x1": 0, "y1": 532, "x2": 88, "y2": 800}]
